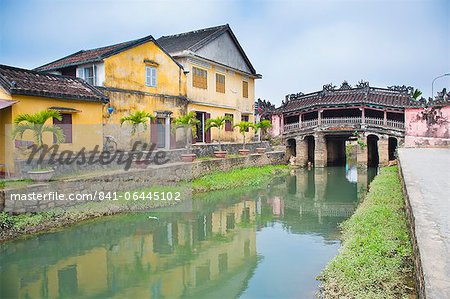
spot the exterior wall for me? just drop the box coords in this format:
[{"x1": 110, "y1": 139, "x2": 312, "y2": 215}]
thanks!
[
  {"x1": 405, "y1": 106, "x2": 450, "y2": 147},
  {"x1": 103, "y1": 41, "x2": 186, "y2": 96},
  {"x1": 195, "y1": 31, "x2": 252, "y2": 73},
  {"x1": 188, "y1": 103, "x2": 254, "y2": 143},
  {"x1": 100, "y1": 41, "x2": 188, "y2": 149},
  {"x1": 271, "y1": 114, "x2": 282, "y2": 137},
  {"x1": 2, "y1": 94, "x2": 105, "y2": 173},
  {"x1": 176, "y1": 56, "x2": 256, "y2": 142},
  {"x1": 0, "y1": 107, "x2": 13, "y2": 172}
]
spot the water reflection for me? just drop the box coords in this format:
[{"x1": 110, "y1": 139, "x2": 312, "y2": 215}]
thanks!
[{"x1": 0, "y1": 167, "x2": 376, "y2": 299}]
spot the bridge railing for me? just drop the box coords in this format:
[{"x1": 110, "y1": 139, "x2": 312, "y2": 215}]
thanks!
[{"x1": 283, "y1": 116, "x2": 404, "y2": 132}]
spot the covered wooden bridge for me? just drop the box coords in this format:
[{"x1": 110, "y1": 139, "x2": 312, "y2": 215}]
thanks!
[{"x1": 272, "y1": 82, "x2": 418, "y2": 167}]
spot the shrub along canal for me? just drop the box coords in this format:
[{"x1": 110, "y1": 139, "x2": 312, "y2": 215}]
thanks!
[{"x1": 0, "y1": 166, "x2": 377, "y2": 298}]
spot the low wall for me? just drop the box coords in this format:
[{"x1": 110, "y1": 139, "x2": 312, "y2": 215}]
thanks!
[
  {"x1": 1, "y1": 151, "x2": 285, "y2": 213},
  {"x1": 12, "y1": 142, "x2": 271, "y2": 179},
  {"x1": 397, "y1": 161, "x2": 426, "y2": 298}
]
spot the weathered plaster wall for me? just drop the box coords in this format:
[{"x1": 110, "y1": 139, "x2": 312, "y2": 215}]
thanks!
[{"x1": 405, "y1": 106, "x2": 450, "y2": 147}]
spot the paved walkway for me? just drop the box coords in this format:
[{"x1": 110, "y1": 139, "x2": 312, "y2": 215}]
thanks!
[{"x1": 398, "y1": 148, "x2": 450, "y2": 298}]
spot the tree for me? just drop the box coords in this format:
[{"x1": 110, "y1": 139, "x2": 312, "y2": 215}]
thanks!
[
  {"x1": 173, "y1": 111, "x2": 200, "y2": 149},
  {"x1": 411, "y1": 88, "x2": 423, "y2": 100},
  {"x1": 205, "y1": 115, "x2": 232, "y2": 151},
  {"x1": 234, "y1": 121, "x2": 254, "y2": 149},
  {"x1": 120, "y1": 110, "x2": 155, "y2": 136},
  {"x1": 12, "y1": 110, "x2": 65, "y2": 147},
  {"x1": 254, "y1": 119, "x2": 272, "y2": 141}
]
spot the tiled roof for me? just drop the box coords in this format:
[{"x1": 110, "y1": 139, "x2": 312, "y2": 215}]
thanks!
[
  {"x1": 279, "y1": 87, "x2": 418, "y2": 113},
  {"x1": 0, "y1": 64, "x2": 108, "y2": 103},
  {"x1": 34, "y1": 35, "x2": 155, "y2": 72},
  {"x1": 157, "y1": 25, "x2": 228, "y2": 53},
  {"x1": 157, "y1": 24, "x2": 258, "y2": 75}
]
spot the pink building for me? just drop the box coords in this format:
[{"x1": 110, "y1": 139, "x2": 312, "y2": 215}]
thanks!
[{"x1": 405, "y1": 104, "x2": 450, "y2": 147}]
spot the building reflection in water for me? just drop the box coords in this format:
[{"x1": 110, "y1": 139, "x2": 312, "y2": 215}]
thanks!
[{"x1": 0, "y1": 167, "x2": 377, "y2": 299}]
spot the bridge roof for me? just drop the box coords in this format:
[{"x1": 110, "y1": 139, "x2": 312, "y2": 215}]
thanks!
[{"x1": 277, "y1": 86, "x2": 419, "y2": 113}]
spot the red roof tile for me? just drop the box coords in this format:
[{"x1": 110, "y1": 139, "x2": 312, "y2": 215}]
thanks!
[{"x1": 0, "y1": 64, "x2": 108, "y2": 103}]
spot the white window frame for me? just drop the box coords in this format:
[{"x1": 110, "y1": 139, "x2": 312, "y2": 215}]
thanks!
[{"x1": 146, "y1": 66, "x2": 157, "y2": 87}]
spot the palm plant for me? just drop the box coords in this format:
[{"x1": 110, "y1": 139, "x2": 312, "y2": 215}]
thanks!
[
  {"x1": 255, "y1": 119, "x2": 272, "y2": 141},
  {"x1": 173, "y1": 111, "x2": 200, "y2": 149},
  {"x1": 205, "y1": 115, "x2": 232, "y2": 151},
  {"x1": 120, "y1": 110, "x2": 155, "y2": 136},
  {"x1": 12, "y1": 110, "x2": 65, "y2": 147},
  {"x1": 411, "y1": 88, "x2": 423, "y2": 100},
  {"x1": 234, "y1": 121, "x2": 254, "y2": 150}
]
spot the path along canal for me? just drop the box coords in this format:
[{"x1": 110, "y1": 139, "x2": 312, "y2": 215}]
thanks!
[{"x1": 0, "y1": 166, "x2": 377, "y2": 298}]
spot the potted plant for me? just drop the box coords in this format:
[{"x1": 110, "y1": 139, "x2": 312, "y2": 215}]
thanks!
[
  {"x1": 120, "y1": 111, "x2": 155, "y2": 168},
  {"x1": 234, "y1": 121, "x2": 254, "y2": 155},
  {"x1": 254, "y1": 119, "x2": 272, "y2": 154},
  {"x1": 206, "y1": 115, "x2": 232, "y2": 158},
  {"x1": 12, "y1": 110, "x2": 65, "y2": 181},
  {"x1": 173, "y1": 111, "x2": 200, "y2": 162}
]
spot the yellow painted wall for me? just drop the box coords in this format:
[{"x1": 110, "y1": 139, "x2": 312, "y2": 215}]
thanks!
[
  {"x1": 103, "y1": 41, "x2": 186, "y2": 96},
  {"x1": 101, "y1": 41, "x2": 188, "y2": 148},
  {"x1": 2, "y1": 93, "x2": 105, "y2": 172},
  {"x1": 178, "y1": 59, "x2": 256, "y2": 142},
  {"x1": 188, "y1": 103, "x2": 255, "y2": 143}
]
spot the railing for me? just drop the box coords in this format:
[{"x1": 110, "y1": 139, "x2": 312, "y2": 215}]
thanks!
[
  {"x1": 284, "y1": 116, "x2": 405, "y2": 132},
  {"x1": 322, "y1": 117, "x2": 361, "y2": 125},
  {"x1": 365, "y1": 117, "x2": 384, "y2": 126},
  {"x1": 387, "y1": 119, "x2": 405, "y2": 129},
  {"x1": 303, "y1": 119, "x2": 318, "y2": 128}
]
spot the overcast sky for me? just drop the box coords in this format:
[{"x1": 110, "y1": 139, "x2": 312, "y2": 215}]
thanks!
[{"x1": 1, "y1": 0, "x2": 449, "y2": 105}]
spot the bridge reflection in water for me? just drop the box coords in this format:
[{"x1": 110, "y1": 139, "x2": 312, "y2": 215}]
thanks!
[{"x1": 0, "y1": 167, "x2": 376, "y2": 299}]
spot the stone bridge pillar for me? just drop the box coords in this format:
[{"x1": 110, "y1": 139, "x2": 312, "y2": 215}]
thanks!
[
  {"x1": 378, "y1": 135, "x2": 389, "y2": 166},
  {"x1": 295, "y1": 137, "x2": 308, "y2": 167},
  {"x1": 357, "y1": 134, "x2": 368, "y2": 168},
  {"x1": 314, "y1": 133, "x2": 327, "y2": 167}
]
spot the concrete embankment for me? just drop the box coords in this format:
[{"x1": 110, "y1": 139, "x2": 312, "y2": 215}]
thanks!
[{"x1": 398, "y1": 148, "x2": 450, "y2": 299}]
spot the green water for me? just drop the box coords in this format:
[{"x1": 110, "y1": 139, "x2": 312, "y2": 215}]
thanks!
[{"x1": 0, "y1": 167, "x2": 376, "y2": 299}]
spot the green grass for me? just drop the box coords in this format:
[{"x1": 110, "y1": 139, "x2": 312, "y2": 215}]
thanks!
[
  {"x1": 319, "y1": 166, "x2": 414, "y2": 299},
  {"x1": 191, "y1": 164, "x2": 288, "y2": 193}
]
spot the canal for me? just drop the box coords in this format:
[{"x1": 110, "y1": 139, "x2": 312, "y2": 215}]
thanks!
[{"x1": 0, "y1": 167, "x2": 377, "y2": 299}]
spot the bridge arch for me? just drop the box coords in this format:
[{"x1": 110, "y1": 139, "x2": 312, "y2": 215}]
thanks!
[
  {"x1": 388, "y1": 137, "x2": 398, "y2": 161},
  {"x1": 367, "y1": 134, "x2": 379, "y2": 167},
  {"x1": 286, "y1": 138, "x2": 296, "y2": 158},
  {"x1": 305, "y1": 135, "x2": 315, "y2": 164}
]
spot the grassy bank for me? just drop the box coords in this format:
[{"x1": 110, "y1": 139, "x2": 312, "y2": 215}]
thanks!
[
  {"x1": 0, "y1": 164, "x2": 288, "y2": 242},
  {"x1": 319, "y1": 166, "x2": 414, "y2": 298}
]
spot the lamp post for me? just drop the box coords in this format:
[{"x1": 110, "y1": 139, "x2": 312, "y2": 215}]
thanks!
[{"x1": 431, "y1": 73, "x2": 450, "y2": 101}]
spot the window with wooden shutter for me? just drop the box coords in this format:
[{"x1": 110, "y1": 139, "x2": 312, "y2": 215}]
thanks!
[
  {"x1": 216, "y1": 73, "x2": 225, "y2": 93},
  {"x1": 53, "y1": 114, "x2": 72, "y2": 143},
  {"x1": 225, "y1": 113, "x2": 233, "y2": 131},
  {"x1": 145, "y1": 66, "x2": 157, "y2": 87},
  {"x1": 242, "y1": 81, "x2": 249, "y2": 98},
  {"x1": 193, "y1": 66, "x2": 207, "y2": 89}
]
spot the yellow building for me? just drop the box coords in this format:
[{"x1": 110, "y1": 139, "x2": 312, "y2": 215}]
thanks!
[
  {"x1": 0, "y1": 64, "x2": 108, "y2": 175},
  {"x1": 158, "y1": 24, "x2": 262, "y2": 143},
  {"x1": 35, "y1": 35, "x2": 188, "y2": 150}
]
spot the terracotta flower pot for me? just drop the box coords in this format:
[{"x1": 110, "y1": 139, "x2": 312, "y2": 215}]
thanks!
[
  {"x1": 181, "y1": 154, "x2": 196, "y2": 162},
  {"x1": 28, "y1": 169, "x2": 54, "y2": 182},
  {"x1": 256, "y1": 147, "x2": 266, "y2": 154},
  {"x1": 213, "y1": 151, "x2": 226, "y2": 158},
  {"x1": 238, "y1": 149, "x2": 250, "y2": 156}
]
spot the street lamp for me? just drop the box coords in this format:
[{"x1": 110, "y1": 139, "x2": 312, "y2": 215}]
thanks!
[{"x1": 431, "y1": 73, "x2": 450, "y2": 101}]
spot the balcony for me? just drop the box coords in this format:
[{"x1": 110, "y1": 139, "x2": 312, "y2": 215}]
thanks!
[{"x1": 284, "y1": 117, "x2": 404, "y2": 132}]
